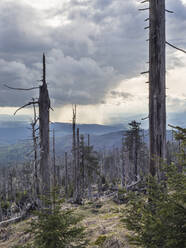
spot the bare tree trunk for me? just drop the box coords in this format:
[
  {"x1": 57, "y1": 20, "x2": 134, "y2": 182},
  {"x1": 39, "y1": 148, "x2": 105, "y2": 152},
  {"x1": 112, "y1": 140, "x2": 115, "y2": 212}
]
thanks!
[
  {"x1": 80, "y1": 135, "x2": 85, "y2": 198},
  {"x1": 65, "y1": 152, "x2": 68, "y2": 199},
  {"x1": 125, "y1": 151, "x2": 130, "y2": 187},
  {"x1": 121, "y1": 137, "x2": 125, "y2": 188},
  {"x1": 88, "y1": 134, "x2": 90, "y2": 147},
  {"x1": 149, "y1": 0, "x2": 166, "y2": 177},
  {"x1": 87, "y1": 135, "x2": 92, "y2": 200},
  {"x1": 39, "y1": 54, "x2": 51, "y2": 197},
  {"x1": 53, "y1": 129, "x2": 56, "y2": 189},
  {"x1": 31, "y1": 102, "x2": 39, "y2": 202},
  {"x1": 0, "y1": 202, "x2": 2, "y2": 222},
  {"x1": 52, "y1": 129, "x2": 56, "y2": 207},
  {"x1": 72, "y1": 105, "x2": 77, "y2": 201},
  {"x1": 134, "y1": 136, "x2": 138, "y2": 181},
  {"x1": 76, "y1": 128, "x2": 81, "y2": 203}
]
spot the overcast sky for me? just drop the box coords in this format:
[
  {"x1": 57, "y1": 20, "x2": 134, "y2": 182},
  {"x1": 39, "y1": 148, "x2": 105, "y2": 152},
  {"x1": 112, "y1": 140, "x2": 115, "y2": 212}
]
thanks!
[{"x1": 0, "y1": 0, "x2": 186, "y2": 127}]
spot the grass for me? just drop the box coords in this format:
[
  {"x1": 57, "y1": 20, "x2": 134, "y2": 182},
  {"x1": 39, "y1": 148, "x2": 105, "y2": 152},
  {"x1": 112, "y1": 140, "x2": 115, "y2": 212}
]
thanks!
[{"x1": 0, "y1": 197, "x2": 136, "y2": 248}]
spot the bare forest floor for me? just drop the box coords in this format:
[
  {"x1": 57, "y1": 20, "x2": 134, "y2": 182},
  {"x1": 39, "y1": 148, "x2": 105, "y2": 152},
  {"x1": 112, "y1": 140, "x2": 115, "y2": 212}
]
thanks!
[{"x1": 0, "y1": 195, "x2": 136, "y2": 248}]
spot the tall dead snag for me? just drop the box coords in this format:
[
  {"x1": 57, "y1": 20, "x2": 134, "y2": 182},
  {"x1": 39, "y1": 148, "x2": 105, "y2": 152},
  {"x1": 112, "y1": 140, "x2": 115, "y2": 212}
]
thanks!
[
  {"x1": 65, "y1": 152, "x2": 68, "y2": 199},
  {"x1": 72, "y1": 105, "x2": 77, "y2": 201},
  {"x1": 52, "y1": 129, "x2": 56, "y2": 189},
  {"x1": 80, "y1": 135, "x2": 85, "y2": 198},
  {"x1": 149, "y1": 0, "x2": 166, "y2": 176},
  {"x1": 121, "y1": 136, "x2": 125, "y2": 188},
  {"x1": 39, "y1": 54, "x2": 51, "y2": 197},
  {"x1": 31, "y1": 100, "x2": 39, "y2": 201},
  {"x1": 76, "y1": 127, "x2": 82, "y2": 203}
]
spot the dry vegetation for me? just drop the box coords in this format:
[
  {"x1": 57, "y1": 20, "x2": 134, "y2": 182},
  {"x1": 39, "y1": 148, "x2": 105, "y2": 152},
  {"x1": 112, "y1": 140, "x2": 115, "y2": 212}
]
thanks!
[{"x1": 0, "y1": 196, "x2": 136, "y2": 248}]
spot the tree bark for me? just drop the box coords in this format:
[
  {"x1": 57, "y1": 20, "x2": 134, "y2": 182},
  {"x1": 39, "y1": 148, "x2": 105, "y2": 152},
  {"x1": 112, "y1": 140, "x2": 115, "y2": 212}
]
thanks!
[
  {"x1": 53, "y1": 129, "x2": 56, "y2": 189},
  {"x1": 65, "y1": 152, "x2": 68, "y2": 199},
  {"x1": 72, "y1": 105, "x2": 77, "y2": 201},
  {"x1": 31, "y1": 103, "x2": 39, "y2": 202},
  {"x1": 149, "y1": 0, "x2": 166, "y2": 176},
  {"x1": 39, "y1": 54, "x2": 51, "y2": 197}
]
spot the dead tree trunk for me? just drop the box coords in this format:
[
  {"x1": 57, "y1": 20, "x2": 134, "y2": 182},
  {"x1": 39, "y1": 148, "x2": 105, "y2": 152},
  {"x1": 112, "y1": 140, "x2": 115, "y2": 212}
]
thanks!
[
  {"x1": 72, "y1": 105, "x2": 77, "y2": 201},
  {"x1": 80, "y1": 135, "x2": 85, "y2": 198},
  {"x1": 65, "y1": 152, "x2": 68, "y2": 199},
  {"x1": 0, "y1": 202, "x2": 2, "y2": 222},
  {"x1": 39, "y1": 54, "x2": 51, "y2": 197},
  {"x1": 88, "y1": 134, "x2": 90, "y2": 147},
  {"x1": 53, "y1": 129, "x2": 56, "y2": 189},
  {"x1": 75, "y1": 128, "x2": 82, "y2": 203},
  {"x1": 121, "y1": 137, "x2": 125, "y2": 188},
  {"x1": 149, "y1": 0, "x2": 166, "y2": 176},
  {"x1": 31, "y1": 102, "x2": 39, "y2": 202}
]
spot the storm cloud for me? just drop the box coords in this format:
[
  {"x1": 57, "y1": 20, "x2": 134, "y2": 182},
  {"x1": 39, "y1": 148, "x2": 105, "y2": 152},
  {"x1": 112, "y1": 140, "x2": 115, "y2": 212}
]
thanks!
[{"x1": 0, "y1": 0, "x2": 185, "y2": 108}]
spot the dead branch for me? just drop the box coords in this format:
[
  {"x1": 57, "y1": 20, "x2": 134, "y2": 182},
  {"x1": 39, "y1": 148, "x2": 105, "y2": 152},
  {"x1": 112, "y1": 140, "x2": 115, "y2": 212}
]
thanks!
[
  {"x1": 141, "y1": 71, "x2": 149, "y2": 75},
  {"x1": 166, "y1": 41, "x2": 186, "y2": 54},
  {"x1": 165, "y1": 9, "x2": 174, "y2": 13},
  {"x1": 139, "y1": 8, "x2": 150, "y2": 11},
  {"x1": 126, "y1": 179, "x2": 141, "y2": 190},
  {"x1": 4, "y1": 84, "x2": 39, "y2": 91},
  {"x1": 14, "y1": 101, "x2": 38, "y2": 115},
  {"x1": 141, "y1": 116, "x2": 149, "y2": 121}
]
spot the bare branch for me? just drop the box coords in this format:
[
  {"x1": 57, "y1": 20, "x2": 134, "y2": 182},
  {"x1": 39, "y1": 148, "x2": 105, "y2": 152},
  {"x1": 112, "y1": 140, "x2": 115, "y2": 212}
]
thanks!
[
  {"x1": 165, "y1": 9, "x2": 174, "y2": 13},
  {"x1": 166, "y1": 41, "x2": 186, "y2": 54},
  {"x1": 141, "y1": 0, "x2": 149, "y2": 3},
  {"x1": 4, "y1": 84, "x2": 39, "y2": 91},
  {"x1": 138, "y1": 8, "x2": 149, "y2": 11},
  {"x1": 141, "y1": 116, "x2": 149, "y2": 120},
  {"x1": 14, "y1": 101, "x2": 38, "y2": 115},
  {"x1": 141, "y1": 71, "x2": 149, "y2": 75}
]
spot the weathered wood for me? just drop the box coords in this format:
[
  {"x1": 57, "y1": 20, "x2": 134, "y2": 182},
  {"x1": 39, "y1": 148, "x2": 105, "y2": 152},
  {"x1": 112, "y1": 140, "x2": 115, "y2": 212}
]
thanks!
[
  {"x1": 149, "y1": 0, "x2": 166, "y2": 176},
  {"x1": 0, "y1": 202, "x2": 2, "y2": 222},
  {"x1": 72, "y1": 105, "x2": 77, "y2": 201},
  {"x1": 80, "y1": 135, "x2": 85, "y2": 197},
  {"x1": 39, "y1": 54, "x2": 51, "y2": 196},
  {"x1": 75, "y1": 128, "x2": 82, "y2": 203},
  {"x1": 31, "y1": 101, "x2": 39, "y2": 201},
  {"x1": 65, "y1": 152, "x2": 68, "y2": 199},
  {"x1": 0, "y1": 216, "x2": 23, "y2": 227},
  {"x1": 88, "y1": 134, "x2": 90, "y2": 147},
  {"x1": 53, "y1": 129, "x2": 56, "y2": 189},
  {"x1": 121, "y1": 137, "x2": 125, "y2": 188}
]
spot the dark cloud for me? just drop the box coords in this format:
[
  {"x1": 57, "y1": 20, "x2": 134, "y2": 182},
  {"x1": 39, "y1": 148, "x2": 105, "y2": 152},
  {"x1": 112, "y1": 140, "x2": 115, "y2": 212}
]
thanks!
[
  {"x1": 110, "y1": 90, "x2": 133, "y2": 100},
  {"x1": 166, "y1": 0, "x2": 186, "y2": 62},
  {"x1": 0, "y1": 0, "x2": 185, "y2": 107}
]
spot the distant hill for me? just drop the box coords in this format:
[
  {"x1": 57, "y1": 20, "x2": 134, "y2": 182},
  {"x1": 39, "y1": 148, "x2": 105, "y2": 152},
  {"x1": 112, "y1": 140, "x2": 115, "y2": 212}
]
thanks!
[
  {"x1": 0, "y1": 121, "x2": 124, "y2": 144},
  {"x1": 0, "y1": 121, "x2": 173, "y2": 166}
]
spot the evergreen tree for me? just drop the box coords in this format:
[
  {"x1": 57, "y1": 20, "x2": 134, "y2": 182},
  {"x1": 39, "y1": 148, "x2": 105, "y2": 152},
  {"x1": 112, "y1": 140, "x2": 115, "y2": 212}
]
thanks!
[
  {"x1": 22, "y1": 191, "x2": 87, "y2": 248},
  {"x1": 122, "y1": 126, "x2": 186, "y2": 248}
]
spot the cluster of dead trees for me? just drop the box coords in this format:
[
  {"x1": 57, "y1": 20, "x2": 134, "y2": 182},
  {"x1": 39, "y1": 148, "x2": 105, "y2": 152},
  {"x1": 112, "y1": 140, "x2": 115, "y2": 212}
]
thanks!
[
  {"x1": 1, "y1": 0, "x2": 186, "y2": 223},
  {"x1": 0, "y1": 117, "x2": 181, "y2": 222}
]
